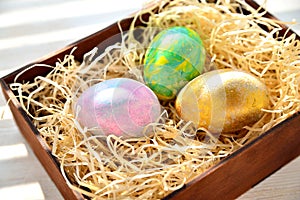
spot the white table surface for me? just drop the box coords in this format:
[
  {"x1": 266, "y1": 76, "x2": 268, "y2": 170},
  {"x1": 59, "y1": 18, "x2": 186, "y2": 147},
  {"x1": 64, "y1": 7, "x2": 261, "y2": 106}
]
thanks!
[{"x1": 0, "y1": 0, "x2": 299, "y2": 199}]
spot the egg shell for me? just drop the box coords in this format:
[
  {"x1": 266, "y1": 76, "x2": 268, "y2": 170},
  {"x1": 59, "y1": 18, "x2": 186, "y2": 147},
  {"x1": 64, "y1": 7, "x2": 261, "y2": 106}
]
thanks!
[
  {"x1": 175, "y1": 69, "x2": 269, "y2": 133},
  {"x1": 75, "y1": 78, "x2": 161, "y2": 138},
  {"x1": 144, "y1": 26, "x2": 206, "y2": 101}
]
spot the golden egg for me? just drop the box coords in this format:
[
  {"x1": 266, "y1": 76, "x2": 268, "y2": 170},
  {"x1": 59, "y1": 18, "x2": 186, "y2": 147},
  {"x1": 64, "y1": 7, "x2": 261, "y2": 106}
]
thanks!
[{"x1": 175, "y1": 69, "x2": 269, "y2": 133}]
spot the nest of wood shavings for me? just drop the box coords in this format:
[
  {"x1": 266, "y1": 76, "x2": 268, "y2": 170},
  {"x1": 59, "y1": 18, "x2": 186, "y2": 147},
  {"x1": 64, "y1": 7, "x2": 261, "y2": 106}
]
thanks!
[{"x1": 10, "y1": 0, "x2": 300, "y2": 199}]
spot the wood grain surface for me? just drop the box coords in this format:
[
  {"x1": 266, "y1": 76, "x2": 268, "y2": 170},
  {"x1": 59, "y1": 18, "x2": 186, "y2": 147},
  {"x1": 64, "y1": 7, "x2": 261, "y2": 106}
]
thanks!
[{"x1": 0, "y1": 0, "x2": 299, "y2": 199}]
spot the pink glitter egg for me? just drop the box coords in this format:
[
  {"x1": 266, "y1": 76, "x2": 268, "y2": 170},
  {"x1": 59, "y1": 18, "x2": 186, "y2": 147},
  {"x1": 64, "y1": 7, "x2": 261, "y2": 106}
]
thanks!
[{"x1": 75, "y1": 78, "x2": 161, "y2": 138}]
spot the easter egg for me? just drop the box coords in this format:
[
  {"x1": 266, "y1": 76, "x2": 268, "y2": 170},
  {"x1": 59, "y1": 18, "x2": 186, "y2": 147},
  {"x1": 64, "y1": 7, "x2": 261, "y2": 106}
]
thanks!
[
  {"x1": 75, "y1": 78, "x2": 161, "y2": 138},
  {"x1": 175, "y1": 69, "x2": 269, "y2": 133},
  {"x1": 144, "y1": 26, "x2": 206, "y2": 101}
]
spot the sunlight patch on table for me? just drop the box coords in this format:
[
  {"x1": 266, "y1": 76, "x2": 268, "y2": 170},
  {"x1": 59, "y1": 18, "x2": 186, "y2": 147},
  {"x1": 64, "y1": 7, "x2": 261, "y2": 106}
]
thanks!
[
  {"x1": 0, "y1": 105, "x2": 13, "y2": 120},
  {"x1": 0, "y1": 24, "x2": 104, "y2": 51},
  {"x1": 0, "y1": 182, "x2": 45, "y2": 200},
  {"x1": 0, "y1": 0, "x2": 147, "y2": 28},
  {"x1": 0, "y1": 143, "x2": 28, "y2": 161}
]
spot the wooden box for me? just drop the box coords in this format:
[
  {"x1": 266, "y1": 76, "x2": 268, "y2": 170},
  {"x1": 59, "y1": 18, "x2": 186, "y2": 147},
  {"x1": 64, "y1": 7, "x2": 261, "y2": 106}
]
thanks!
[{"x1": 1, "y1": 0, "x2": 300, "y2": 199}]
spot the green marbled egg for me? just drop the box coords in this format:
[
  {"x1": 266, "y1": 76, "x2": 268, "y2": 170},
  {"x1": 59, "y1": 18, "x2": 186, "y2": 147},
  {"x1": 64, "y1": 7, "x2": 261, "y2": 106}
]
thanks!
[{"x1": 143, "y1": 26, "x2": 206, "y2": 100}]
